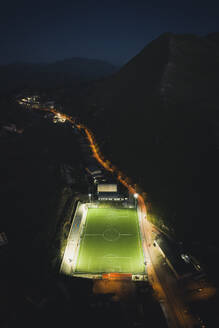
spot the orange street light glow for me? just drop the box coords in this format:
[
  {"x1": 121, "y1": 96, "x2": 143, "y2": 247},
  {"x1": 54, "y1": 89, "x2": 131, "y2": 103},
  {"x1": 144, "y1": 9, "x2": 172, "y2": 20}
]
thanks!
[{"x1": 39, "y1": 107, "x2": 147, "y2": 217}]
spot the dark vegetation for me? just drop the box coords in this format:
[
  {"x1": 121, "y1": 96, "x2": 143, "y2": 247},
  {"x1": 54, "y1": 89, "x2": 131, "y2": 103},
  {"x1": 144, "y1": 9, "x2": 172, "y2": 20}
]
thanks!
[{"x1": 0, "y1": 100, "x2": 88, "y2": 327}]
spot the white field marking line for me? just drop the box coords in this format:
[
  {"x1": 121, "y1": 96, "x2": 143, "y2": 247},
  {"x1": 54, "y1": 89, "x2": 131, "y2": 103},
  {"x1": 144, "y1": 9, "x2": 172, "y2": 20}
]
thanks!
[
  {"x1": 84, "y1": 234, "x2": 103, "y2": 236},
  {"x1": 119, "y1": 233, "x2": 134, "y2": 236},
  {"x1": 102, "y1": 257, "x2": 132, "y2": 260}
]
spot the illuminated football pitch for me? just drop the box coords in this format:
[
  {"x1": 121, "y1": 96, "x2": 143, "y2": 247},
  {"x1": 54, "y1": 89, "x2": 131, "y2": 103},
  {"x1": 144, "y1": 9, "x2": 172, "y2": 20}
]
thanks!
[{"x1": 75, "y1": 208, "x2": 145, "y2": 274}]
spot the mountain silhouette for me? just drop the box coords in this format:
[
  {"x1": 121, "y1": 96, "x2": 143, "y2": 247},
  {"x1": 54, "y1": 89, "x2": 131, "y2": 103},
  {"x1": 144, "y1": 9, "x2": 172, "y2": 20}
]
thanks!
[
  {"x1": 85, "y1": 32, "x2": 219, "y2": 243},
  {"x1": 0, "y1": 57, "x2": 117, "y2": 94}
]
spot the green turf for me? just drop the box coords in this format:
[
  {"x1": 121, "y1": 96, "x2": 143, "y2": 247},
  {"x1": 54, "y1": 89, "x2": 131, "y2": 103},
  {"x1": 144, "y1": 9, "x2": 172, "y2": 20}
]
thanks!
[{"x1": 75, "y1": 208, "x2": 145, "y2": 274}]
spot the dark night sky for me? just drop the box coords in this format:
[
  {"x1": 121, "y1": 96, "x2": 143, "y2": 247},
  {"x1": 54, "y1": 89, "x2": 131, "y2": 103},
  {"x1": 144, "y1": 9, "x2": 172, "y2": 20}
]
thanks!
[{"x1": 1, "y1": 0, "x2": 219, "y2": 65}]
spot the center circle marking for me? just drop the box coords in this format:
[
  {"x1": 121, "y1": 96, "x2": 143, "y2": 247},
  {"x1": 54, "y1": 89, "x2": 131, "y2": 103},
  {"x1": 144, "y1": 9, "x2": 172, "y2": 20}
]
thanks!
[{"x1": 103, "y1": 228, "x2": 120, "y2": 241}]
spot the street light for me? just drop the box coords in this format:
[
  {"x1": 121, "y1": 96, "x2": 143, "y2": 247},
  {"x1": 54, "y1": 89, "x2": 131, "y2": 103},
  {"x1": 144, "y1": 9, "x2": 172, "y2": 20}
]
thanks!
[
  {"x1": 134, "y1": 193, "x2": 138, "y2": 199},
  {"x1": 134, "y1": 193, "x2": 138, "y2": 207},
  {"x1": 88, "y1": 193, "x2": 91, "y2": 203}
]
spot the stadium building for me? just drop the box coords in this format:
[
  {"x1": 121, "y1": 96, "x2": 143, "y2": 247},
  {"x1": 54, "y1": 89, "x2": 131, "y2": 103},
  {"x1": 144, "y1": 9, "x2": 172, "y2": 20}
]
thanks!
[{"x1": 97, "y1": 183, "x2": 128, "y2": 201}]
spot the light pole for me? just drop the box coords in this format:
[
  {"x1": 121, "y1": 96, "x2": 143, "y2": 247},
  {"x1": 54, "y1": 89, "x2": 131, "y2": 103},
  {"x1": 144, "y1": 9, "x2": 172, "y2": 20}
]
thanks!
[
  {"x1": 134, "y1": 193, "x2": 138, "y2": 208},
  {"x1": 88, "y1": 193, "x2": 91, "y2": 203}
]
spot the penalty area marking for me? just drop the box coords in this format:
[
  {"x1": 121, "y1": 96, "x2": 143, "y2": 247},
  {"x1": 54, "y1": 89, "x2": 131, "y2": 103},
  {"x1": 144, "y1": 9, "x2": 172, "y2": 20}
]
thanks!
[{"x1": 99, "y1": 256, "x2": 132, "y2": 273}]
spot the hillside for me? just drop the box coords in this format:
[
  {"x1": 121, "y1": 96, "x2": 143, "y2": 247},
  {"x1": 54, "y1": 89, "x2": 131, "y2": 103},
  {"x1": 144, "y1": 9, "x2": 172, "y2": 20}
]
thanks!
[{"x1": 83, "y1": 32, "x2": 219, "y2": 246}]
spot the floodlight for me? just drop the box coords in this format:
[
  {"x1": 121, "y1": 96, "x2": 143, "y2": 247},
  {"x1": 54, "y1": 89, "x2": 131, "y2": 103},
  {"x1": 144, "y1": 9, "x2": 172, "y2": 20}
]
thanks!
[{"x1": 134, "y1": 193, "x2": 138, "y2": 199}]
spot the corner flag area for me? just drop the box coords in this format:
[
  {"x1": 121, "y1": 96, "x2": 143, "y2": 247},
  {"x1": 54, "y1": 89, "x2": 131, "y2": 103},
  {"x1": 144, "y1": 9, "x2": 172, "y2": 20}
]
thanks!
[{"x1": 75, "y1": 208, "x2": 145, "y2": 274}]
